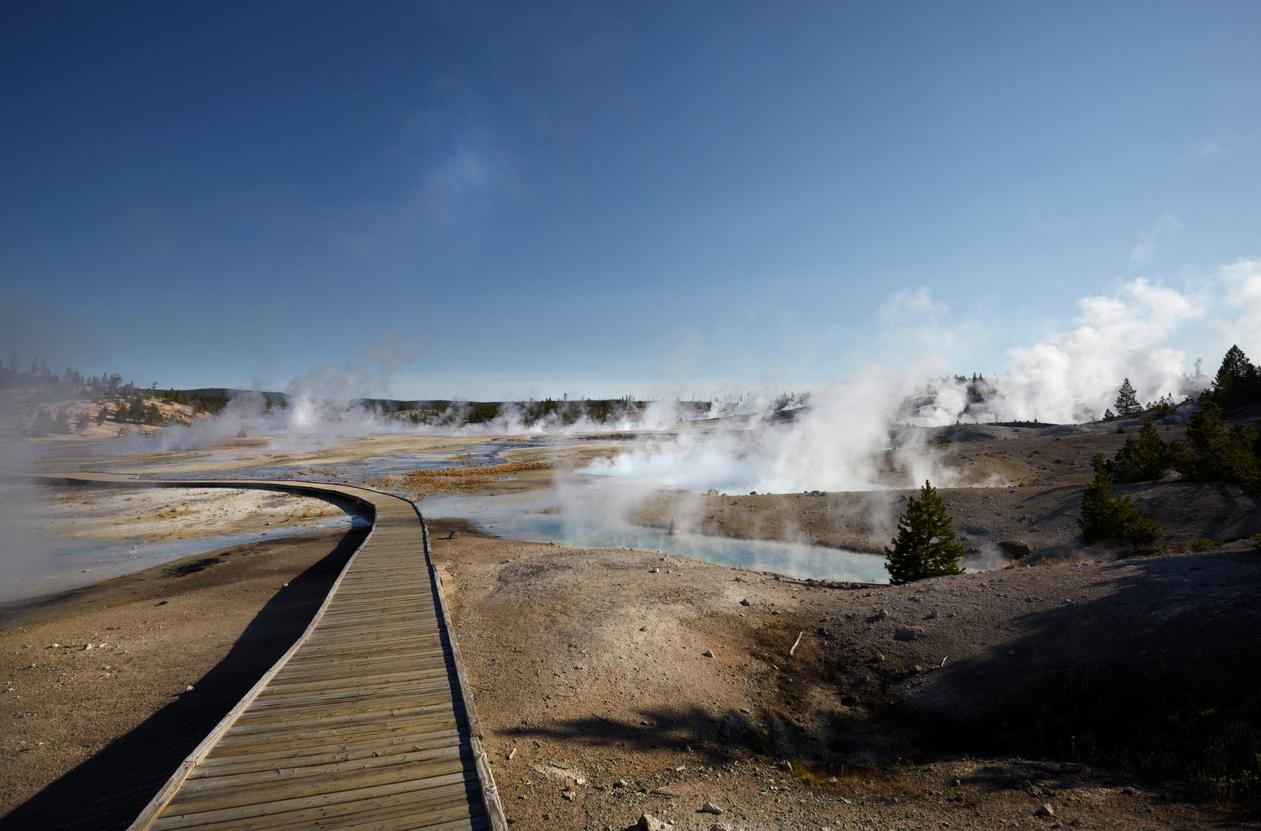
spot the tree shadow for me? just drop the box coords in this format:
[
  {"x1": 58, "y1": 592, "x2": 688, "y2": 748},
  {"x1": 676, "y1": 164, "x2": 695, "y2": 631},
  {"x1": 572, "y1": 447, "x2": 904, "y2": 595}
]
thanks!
[
  {"x1": 504, "y1": 699, "x2": 895, "y2": 771},
  {"x1": 894, "y1": 549, "x2": 1261, "y2": 804},
  {"x1": 0, "y1": 521, "x2": 370, "y2": 830}
]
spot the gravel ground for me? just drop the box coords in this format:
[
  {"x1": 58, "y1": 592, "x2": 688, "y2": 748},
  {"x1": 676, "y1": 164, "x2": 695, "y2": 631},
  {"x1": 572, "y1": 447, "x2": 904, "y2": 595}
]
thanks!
[{"x1": 432, "y1": 520, "x2": 1261, "y2": 831}]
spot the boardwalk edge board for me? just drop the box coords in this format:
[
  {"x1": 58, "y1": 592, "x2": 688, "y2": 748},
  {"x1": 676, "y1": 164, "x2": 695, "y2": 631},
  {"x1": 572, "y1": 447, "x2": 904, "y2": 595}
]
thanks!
[{"x1": 31, "y1": 472, "x2": 507, "y2": 831}]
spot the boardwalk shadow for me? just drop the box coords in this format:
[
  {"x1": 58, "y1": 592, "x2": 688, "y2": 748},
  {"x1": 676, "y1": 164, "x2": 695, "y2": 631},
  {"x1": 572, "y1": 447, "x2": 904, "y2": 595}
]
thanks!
[{"x1": 0, "y1": 521, "x2": 370, "y2": 831}]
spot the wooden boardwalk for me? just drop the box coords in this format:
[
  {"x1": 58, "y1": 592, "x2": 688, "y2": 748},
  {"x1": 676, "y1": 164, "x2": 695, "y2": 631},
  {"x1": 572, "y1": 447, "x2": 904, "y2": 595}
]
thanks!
[{"x1": 45, "y1": 472, "x2": 506, "y2": 831}]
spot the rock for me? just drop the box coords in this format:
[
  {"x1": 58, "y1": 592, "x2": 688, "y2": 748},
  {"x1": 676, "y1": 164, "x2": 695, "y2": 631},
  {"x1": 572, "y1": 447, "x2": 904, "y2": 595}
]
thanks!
[
  {"x1": 698, "y1": 801, "x2": 723, "y2": 814},
  {"x1": 1035, "y1": 803, "x2": 1056, "y2": 818},
  {"x1": 613, "y1": 779, "x2": 630, "y2": 789},
  {"x1": 739, "y1": 598, "x2": 751, "y2": 606},
  {"x1": 649, "y1": 567, "x2": 659, "y2": 574},
  {"x1": 562, "y1": 789, "x2": 576, "y2": 801},
  {"x1": 184, "y1": 685, "x2": 195, "y2": 693},
  {"x1": 635, "y1": 814, "x2": 672, "y2": 831},
  {"x1": 707, "y1": 825, "x2": 730, "y2": 831},
  {"x1": 867, "y1": 608, "x2": 888, "y2": 623},
  {"x1": 893, "y1": 627, "x2": 923, "y2": 642},
  {"x1": 702, "y1": 649, "x2": 715, "y2": 658}
]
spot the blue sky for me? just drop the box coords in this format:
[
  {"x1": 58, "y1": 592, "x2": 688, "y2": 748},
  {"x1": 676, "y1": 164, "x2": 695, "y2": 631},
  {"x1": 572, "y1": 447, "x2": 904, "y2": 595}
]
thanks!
[{"x1": 2, "y1": 1, "x2": 1259, "y2": 399}]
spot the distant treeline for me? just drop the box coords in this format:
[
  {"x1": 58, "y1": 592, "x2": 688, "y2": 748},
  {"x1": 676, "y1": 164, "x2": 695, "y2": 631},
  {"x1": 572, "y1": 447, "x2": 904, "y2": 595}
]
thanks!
[{"x1": 359, "y1": 396, "x2": 712, "y2": 426}]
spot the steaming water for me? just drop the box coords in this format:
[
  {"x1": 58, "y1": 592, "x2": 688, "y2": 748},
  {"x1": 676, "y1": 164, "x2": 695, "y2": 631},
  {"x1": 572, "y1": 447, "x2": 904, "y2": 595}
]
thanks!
[{"x1": 421, "y1": 490, "x2": 891, "y2": 583}]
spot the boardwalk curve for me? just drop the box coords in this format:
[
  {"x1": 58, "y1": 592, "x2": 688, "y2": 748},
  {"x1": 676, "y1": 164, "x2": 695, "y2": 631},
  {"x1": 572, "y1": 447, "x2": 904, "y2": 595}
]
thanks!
[{"x1": 43, "y1": 472, "x2": 506, "y2": 831}]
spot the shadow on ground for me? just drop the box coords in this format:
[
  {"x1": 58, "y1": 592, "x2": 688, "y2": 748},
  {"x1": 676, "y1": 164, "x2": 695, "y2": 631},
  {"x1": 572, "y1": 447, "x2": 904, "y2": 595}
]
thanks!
[
  {"x1": 896, "y1": 549, "x2": 1261, "y2": 802},
  {"x1": 0, "y1": 523, "x2": 369, "y2": 830}
]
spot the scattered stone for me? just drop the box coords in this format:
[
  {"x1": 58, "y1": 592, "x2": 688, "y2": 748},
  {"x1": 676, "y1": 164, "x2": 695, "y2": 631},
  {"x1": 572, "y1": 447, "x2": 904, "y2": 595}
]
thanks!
[
  {"x1": 613, "y1": 779, "x2": 630, "y2": 789},
  {"x1": 698, "y1": 801, "x2": 723, "y2": 814},
  {"x1": 702, "y1": 649, "x2": 715, "y2": 658},
  {"x1": 649, "y1": 567, "x2": 659, "y2": 574},
  {"x1": 561, "y1": 789, "x2": 576, "y2": 801},
  {"x1": 635, "y1": 814, "x2": 672, "y2": 831},
  {"x1": 185, "y1": 685, "x2": 194, "y2": 693},
  {"x1": 867, "y1": 609, "x2": 888, "y2": 623},
  {"x1": 1035, "y1": 803, "x2": 1056, "y2": 818},
  {"x1": 739, "y1": 598, "x2": 751, "y2": 606},
  {"x1": 893, "y1": 627, "x2": 922, "y2": 642}
]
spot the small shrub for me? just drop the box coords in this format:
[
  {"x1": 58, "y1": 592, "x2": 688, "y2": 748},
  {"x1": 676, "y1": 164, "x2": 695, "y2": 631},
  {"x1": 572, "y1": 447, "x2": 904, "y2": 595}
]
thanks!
[{"x1": 1189, "y1": 536, "x2": 1215, "y2": 553}]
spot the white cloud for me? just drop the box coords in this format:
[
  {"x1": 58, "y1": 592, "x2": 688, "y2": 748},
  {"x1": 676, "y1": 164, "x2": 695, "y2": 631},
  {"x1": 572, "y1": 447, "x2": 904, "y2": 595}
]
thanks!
[
  {"x1": 1130, "y1": 213, "x2": 1182, "y2": 265},
  {"x1": 1217, "y1": 258, "x2": 1261, "y2": 355}
]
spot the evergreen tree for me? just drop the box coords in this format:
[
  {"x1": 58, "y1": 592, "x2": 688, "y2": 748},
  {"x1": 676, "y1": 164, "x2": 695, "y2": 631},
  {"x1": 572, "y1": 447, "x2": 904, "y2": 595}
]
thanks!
[
  {"x1": 1078, "y1": 455, "x2": 1162, "y2": 553},
  {"x1": 1210, "y1": 345, "x2": 1260, "y2": 411},
  {"x1": 1105, "y1": 417, "x2": 1186, "y2": 482},
  {"x1": 1179, "y1": 401, "x2": 1261, "y2": 493},
  {"x1": 95, "y1": 406, "x2": 108, "y2": 425},
  {"x1": 885, "y1": 480, "x2": 966, "y2": 584},
  {"x1": 127, "y1": 397, "x2": 146, "y2": 422},
  {"x1": 53, "y1": 408, "x2": 71, "y2": 434},
  {"x1": 74, "y1": 410, "x2": 90, "y2": 432},
  {"x1": 1114, "y1": 378, "x2": 1141, "y2": 416}
]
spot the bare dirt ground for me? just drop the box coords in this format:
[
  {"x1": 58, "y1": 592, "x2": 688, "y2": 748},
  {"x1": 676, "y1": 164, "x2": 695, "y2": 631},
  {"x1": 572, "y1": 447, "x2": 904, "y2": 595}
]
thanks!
[
  {"x1": 432, "y1": 522, "x2": 1261, "y2": 830},
  {"x1": 0, "y1": 523, "x2": 365, "y2": 829}
]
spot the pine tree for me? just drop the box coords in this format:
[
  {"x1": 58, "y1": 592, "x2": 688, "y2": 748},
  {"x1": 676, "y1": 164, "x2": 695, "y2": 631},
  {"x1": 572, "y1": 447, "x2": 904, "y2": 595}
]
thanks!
[
  {"x1": 95, "y1": 406, "x2": 108, "y2": 425},
  {"x1": 885, "y1": 480, "x2": 966, "y2": 584},
  {"x1": 1079, "y1": 455, "x2": 1162, "y2": 552},
  {"x1": 1210, "y1": 345, "x2": 1260, "y2": 411},
  {"x1": 1114, "y1": 378, "x2": 1141, "y2": 416},
  {"x1": 1106, "y1": 417, "x2": 1184, "y2": 482}
]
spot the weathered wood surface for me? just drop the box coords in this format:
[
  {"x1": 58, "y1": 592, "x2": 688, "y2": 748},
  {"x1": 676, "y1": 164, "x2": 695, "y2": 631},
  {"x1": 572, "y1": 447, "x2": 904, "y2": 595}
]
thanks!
[{"x1": 41, "y1": 472, "x2": 505, "y2": 831}]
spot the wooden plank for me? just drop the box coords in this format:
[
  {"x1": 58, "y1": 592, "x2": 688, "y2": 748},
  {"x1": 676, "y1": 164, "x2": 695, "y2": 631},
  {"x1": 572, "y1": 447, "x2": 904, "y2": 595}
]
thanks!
[{"x1": 33, "y1": 473, "x2": 506, "y2": 831}]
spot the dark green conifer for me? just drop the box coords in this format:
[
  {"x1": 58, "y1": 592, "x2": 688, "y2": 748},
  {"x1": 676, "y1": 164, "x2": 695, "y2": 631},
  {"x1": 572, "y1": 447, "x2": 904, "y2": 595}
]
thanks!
[{"x1": 885, "y1": 480, "x2": 966, "y2": 584}]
